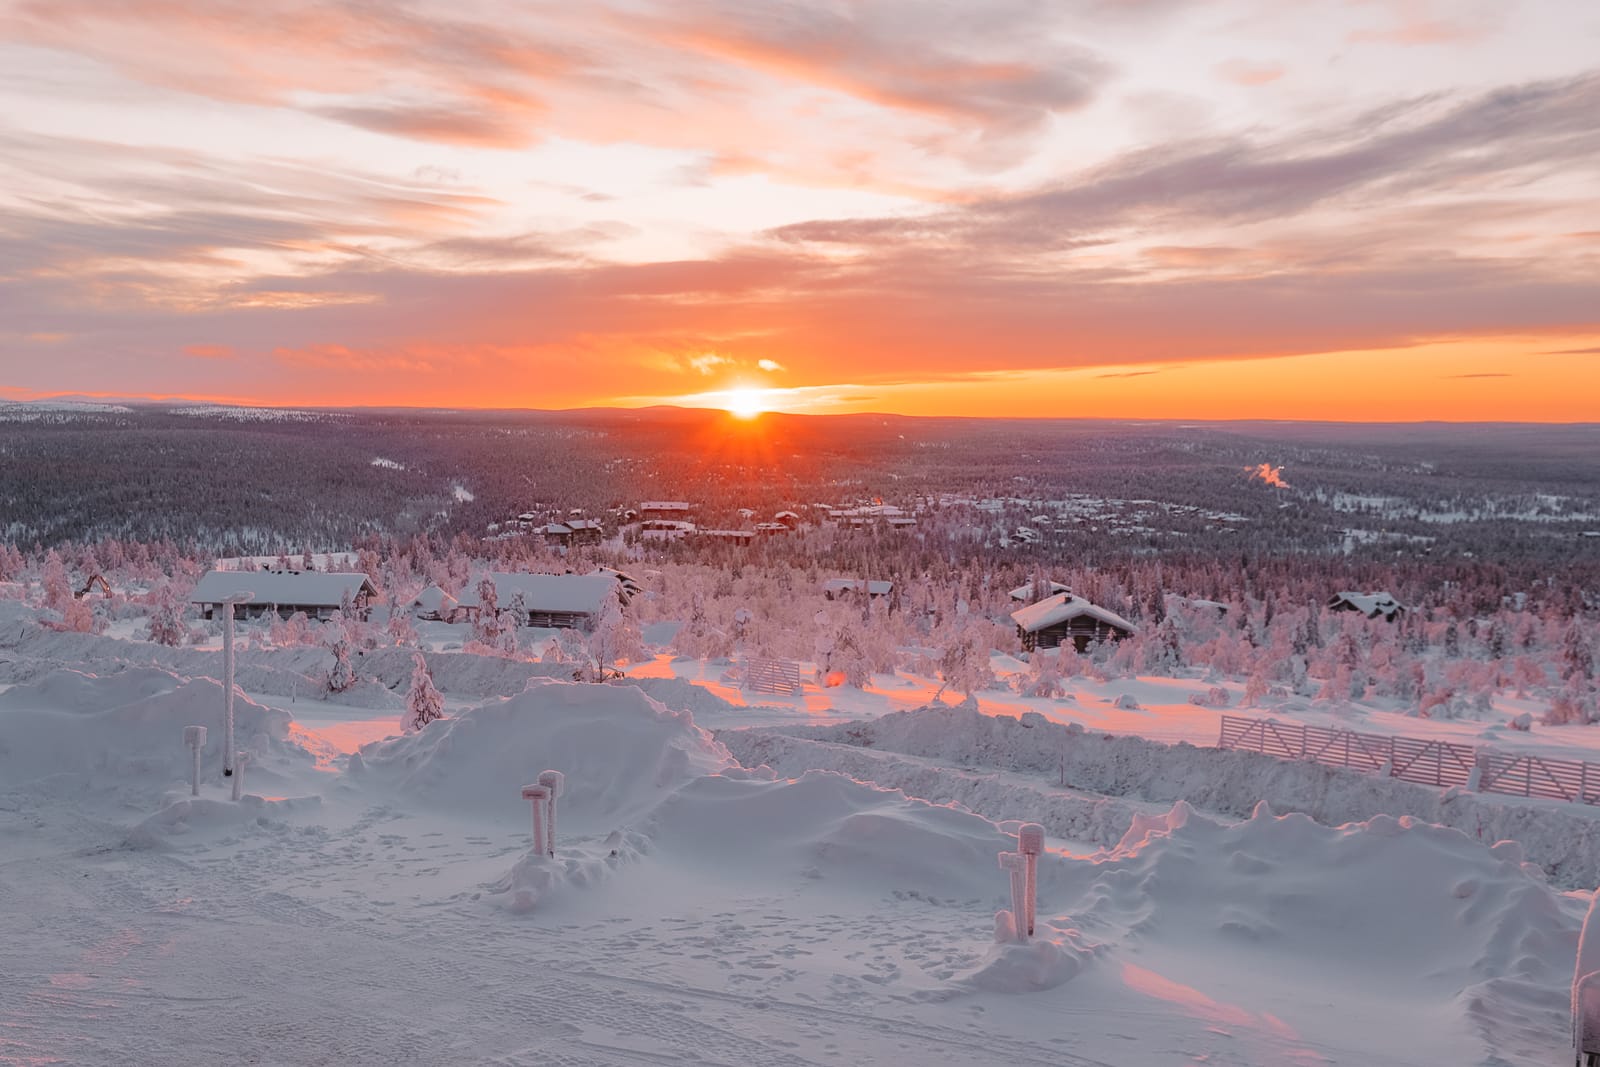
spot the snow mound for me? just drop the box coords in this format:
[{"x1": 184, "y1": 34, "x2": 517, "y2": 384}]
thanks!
[
  {"x1": 348, "y1": 678, "x2": 734, "y2": 829},
  {"x1": 611, "y1": 675, "x2": 761, "y2": 720},
  {"x1": 484, "y1": 829, "x2": 651, "y2": 914},
  {"x1": 646, "y1": 770, "x2": 1022, "y2": 901},
  {"x1": 1063, "y1": 802, "x2": 1578, "y2": 1058},
  {"x1": 128, "y1": 792, "x2": 324, "y2": 847},
  {"x1": 961, "y1": 920, "x2": 1100, "y2": 993},
  {"x1": 0, "y1": 667, "x2": 309, "y2": 793}
]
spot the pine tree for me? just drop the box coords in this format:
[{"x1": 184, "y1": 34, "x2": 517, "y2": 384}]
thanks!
[{"x1": 402, "y1": 653, "x2": 445, "y2": 733}]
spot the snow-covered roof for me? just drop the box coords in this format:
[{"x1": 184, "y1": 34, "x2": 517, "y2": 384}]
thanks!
[
  {"x1": 190, "y1": 569, "x2": 376, "y2": 607},
  {"x1": 823, "y1": 578, "x2": 893, "y2": 597},
  {"x1": 639, "y1": 500, "x2": 692, "y2": 511},
  {"x1": 456, "y1": 572, "x2": 617, "y2": 615},
  {"x1": 1328, "y1": 591, "x2": 1406, "y2": 618},
  {"x1": 595, "y1": 566, "x2": 643, "y2": 599},
  {"x1": 566, "y1": 518, "x2": 603, "y2": 531},
  {"x1": 1010, "y1": 594, "x2": 1138, "y2": 635},
  {"x1": 1008, "y1": 581, "x2": 1071, "y2": 602},
  {"x1": 411, "y1": 585, "x2": 458, "y2": 612}
]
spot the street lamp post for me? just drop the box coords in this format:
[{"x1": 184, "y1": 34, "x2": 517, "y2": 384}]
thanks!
[{"x1": 219, "y1": 593, "x2": 254, "y2": 776}]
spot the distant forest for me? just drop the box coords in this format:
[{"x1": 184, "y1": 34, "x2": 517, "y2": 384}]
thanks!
[{"x1": 2, "y1": 405, "x2": 1598, "y2": 566}]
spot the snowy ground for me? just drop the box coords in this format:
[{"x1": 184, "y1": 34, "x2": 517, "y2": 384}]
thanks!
[{"x1": 1, "y1": 611, "x2": 1593, "y2": 1065}]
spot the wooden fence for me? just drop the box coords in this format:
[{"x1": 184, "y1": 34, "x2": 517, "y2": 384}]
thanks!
[
  {"x1": 743, "y1": 657, "x2": 804, "y2": 695},
  {"x1": 1217, "y1": 715, "x2": 1600, "y2": 804}
]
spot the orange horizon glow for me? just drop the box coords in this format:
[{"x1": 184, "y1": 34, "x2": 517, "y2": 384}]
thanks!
[
  {"x1": 10, "y1": 333, "x2": 1593, "y2": 423},
  {"x1": 2, "y1": 3, "x2": 1596, "y2": 419}
]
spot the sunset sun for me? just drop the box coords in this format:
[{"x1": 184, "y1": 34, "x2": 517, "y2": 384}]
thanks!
[{"x1": 724, "y1": 387, "x2": 765, "y2": 419}]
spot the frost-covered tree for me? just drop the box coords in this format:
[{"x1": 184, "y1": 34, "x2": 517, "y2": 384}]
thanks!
[
  {"x1": 936, "y1": 627, "x2": 995, "y2": 699},
  {"x1": 326, "y1": 639, "x2": 357, "y2": 693},
  {"x1": 585, "y1": 583, "x2": 643, "y2": 679},
  {"x1": 402, "y1": 653, "x2": 445, "y2": 733},
  {"x1": 472, "y1": 578, "x2": 501, "y2": 645},
  {"x1": 40, "y1": 550, "x2": 72, "y2": 613},
  {"x1": 145, "y1": 581, "x2": 188, "y2": 645},
  {"x1": 1562, "y1": 620, "x2": 1594, "y2": 681}
]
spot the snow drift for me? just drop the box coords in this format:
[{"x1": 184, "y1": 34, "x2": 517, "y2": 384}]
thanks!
[
  {"x1": 347, "y1": 678, "x2": 735, "y2": 829},
  {"x1": 1062, "y1": 801, "x2": 1581, "y2": 1063},
  {"x1": 732, "y1": 704, "x2": 1600, "y2": 888},
  {"x1": 0, "y1": 666, "x2": 310, "y2": 794}
]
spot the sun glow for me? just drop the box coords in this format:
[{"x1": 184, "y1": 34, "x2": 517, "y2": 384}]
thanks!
[{"x1": 724, "y1": 387, "x2": 766, "y2": 419}]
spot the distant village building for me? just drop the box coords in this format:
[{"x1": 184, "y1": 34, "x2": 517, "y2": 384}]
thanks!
[
  {"x1": 1164, "y1": 593, "x2": 1229, "y2": 616},
  {"x1": 410, "y1": 584, "x2": 460, "y2": 622},
  {"x1": 1008, "y1": 580, "x2": 1071, "y2": 603},
  {"x1": 1327, "y1": 591, "x2": 1406, "y2": 622},
  {"x1": 1011, "y1": 593, "x2": 1138, "y2": 652},
  {"x1": 773, "y1": 510, "x2": 802, "y2": 529},
  {"x1": 822, "y1": 578, "x2": 893, "y2": 600},
  {"x1": 456, "y1": 572, "x2": 620, "y2": 632},
  {"x1": 640, "y1": 519, "x2": 695, "y2": 538},
  {"x1": 754, "y1": 522, "x2": 789, "y2": 536},
  {"x1": 696, "y1": 529, "x2": 756, "y2": 545},
  {"x1": 639, "y1": 501, "x2": 693, "y2": 522},
  {"x1": 191, "y1": 569, "x2": 377, "y2": 622},
  {"x1": 542, "y1": 518, "x2": 603, "y2": 547}
]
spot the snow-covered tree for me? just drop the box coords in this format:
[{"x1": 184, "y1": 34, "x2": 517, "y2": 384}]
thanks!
[
  {"x1": 471, "y1": 578, "x2": 500, "y2": 645},
  {"x1": 401, "y1": 653, "x2": 445, "y2": 733},
  {"x1": 1562, "y1": 620, "x2": 1594, "y2": 681},
  {"x1": 145, "y1": 581, "x2": 188, "y2": 646},
  {"x1": 326, "y1": 639, "x2": 357, "y2": 693}
]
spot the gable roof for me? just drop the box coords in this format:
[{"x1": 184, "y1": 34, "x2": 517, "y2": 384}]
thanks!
[
  {"x1": 1008, "y1": 580, "x2": 1071, "y2": 602},
  {"x1": 1328, "y1": 591, "x2": 1406, "y2": 618},
  {"x1": 190, "y1": 569, "x2": 376, "y2": 608},
  {"x1": 456, "y1": 572, "x2": 617, "y2": 615},
  {"x1": 823, "y1": 578, "x2": 893, "y2": 596},
  {"x1": 1010, "y1": 593, "x2": 1138, "y2": 635}
]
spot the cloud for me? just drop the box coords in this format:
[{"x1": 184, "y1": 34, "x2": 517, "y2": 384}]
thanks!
[
  {"x1": 757, "y1": 358, "x2": 784, "y2": 372},
  {"x1": 1096, "y1": 370, "x2": 1160, "y2": 379},
  {"x1": 1215, "y1": 59, "x2": 1285, "y2": 87},
  {"x1": 183, "y1": 344, "x2": 235, "y2": 359},
  {"x1": 1445, "y1": 372, "x2": 1510, "y2": 378}
]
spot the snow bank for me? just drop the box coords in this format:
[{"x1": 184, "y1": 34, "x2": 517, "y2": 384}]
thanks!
[
  {"x1": 347, "y1": 679, "x2": 735, "y2": 829},
  {"x1": 0, "y1": 622, "x2": 572, "y2": 707},
  {"x1": 0, "y1": 667, "x2": 310, "y2": 794},
  {"x1": 128, "y1": 792, "x2": 324, "y2": 847},
  {"x1": 736, "y1": 705, "x2": 1600, "y2": 887},
  {"x1": 610, "y1": 675, "x2": 770, "y2": 721},
  {"x1": 1061, "y1": 802, "x2": 1580, "y2": 1061},
  {"x1": 646, "y1": 770, "x2": 1020, "y2": 901}
]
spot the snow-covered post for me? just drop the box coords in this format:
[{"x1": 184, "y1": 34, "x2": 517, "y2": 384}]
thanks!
[
  {"x1": 997, "y1": 851, "x2": 1026, "y2": 942},
  {"x1": 1018, "y1": 823, "x2": 1044, "y2": 938},
  {"x1": 183, "y1": 725, "x2": 206, "y2": 796},
  {"x1": 230, "y1": 751, "x2": 248, "y2": 801},
  {"x1": 521, "y1": 784, "x2": 550, "y2": 855},
  {"x1": 219, "y1": 592, "x2": 254, "y2": 777},
  {"x1": 537, "y1": 770, "x2": 564, "y2": 857}
]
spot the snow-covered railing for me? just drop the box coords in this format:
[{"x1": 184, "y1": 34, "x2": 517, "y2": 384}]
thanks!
[
  {"x1": 743, "y1": 657, "x2": 803, "y2": 695},
  {"x1": 1217, "y1": 715, "x2": 1600, "y2": 804}
]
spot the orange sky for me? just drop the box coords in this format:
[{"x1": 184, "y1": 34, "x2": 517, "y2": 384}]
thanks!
[{"x1": 2, "y1": 1, "x2": 1597, "y2": 420}]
